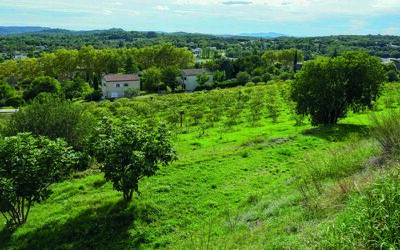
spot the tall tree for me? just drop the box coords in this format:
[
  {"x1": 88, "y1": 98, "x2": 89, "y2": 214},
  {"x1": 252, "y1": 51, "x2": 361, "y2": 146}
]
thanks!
[
  {"x1": 89, "y1": 117, "x2": 176, "y2": 201},
  {"x1": 161, "y1": 66, "x2": 180, "y2": 93},
  {"x1": 291, "y1": 51, "x2": 387, "y2": 126}
]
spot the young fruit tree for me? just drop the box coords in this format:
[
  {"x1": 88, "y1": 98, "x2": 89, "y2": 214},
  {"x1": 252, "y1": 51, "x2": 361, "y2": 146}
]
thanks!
[
  {"x1": 0, "y1": 133, "x2": 81, "y2": 225},
  {"x1": 290, "y1": 51, "x2": 387, "y2": 126},
  {"x1": 90, "y1": 117, "x2": 176, "y2": 201}
]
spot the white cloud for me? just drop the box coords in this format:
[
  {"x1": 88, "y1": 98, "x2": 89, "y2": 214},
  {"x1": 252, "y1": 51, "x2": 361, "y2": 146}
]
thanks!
[{"x1": 154, "y1": 5, "x2": 170, "y2": 11}]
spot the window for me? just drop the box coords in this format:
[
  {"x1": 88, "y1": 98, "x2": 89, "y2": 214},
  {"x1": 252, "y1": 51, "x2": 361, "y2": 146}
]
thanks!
[
  {"x1": 124, "y1": 83, "x2": 129, "y2": 87},
  {"x1": 115, "y1": 83, "x2": 121, "y2": 88}
]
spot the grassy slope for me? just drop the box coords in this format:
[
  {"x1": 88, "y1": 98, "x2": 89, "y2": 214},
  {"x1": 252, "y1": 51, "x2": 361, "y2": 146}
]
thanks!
[{"x1": 0, "y1": 84, "x2": 396, "y2": 249}]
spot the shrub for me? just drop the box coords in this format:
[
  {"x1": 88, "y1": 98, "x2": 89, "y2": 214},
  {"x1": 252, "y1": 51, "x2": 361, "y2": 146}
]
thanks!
[
  {"x1": 236, "y1": 71, "x2": 250, "y2": 85},
  {"x1": 124, "y1": 87, "x2": 140, "y2": 98},
  {"x1": 262, "y1": 73, "x2": 273, "y2": 83},
  {"x1": 245, "y1": 82, "x2": 255, "y2": 87},
  {"x1": 386, "y1": 69, "x2": 399, "y2": 82},
  {"x1": 0, "y1": 133, "x2": 81, "y2": 225},
  {"x1": 5, "y1": 94, "x2": 95, "y2": 154},
  {"x1": 85, "y1": 89, "x2": 103, "y2": 101},
  {"x1": 5, "y1": 96, "x2": 24, "y2": 108},
  {"x1": 251, "y1": 76, "x2": 262, "y2": 83},
  {"x1": 23, "y1": 76, "x2": 61, "y2": 101}
]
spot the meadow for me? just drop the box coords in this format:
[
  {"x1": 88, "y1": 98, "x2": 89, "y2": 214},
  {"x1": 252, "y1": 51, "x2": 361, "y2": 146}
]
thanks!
[{"x1": 1, "y1": 80, "x2": 400, "y2": 249}]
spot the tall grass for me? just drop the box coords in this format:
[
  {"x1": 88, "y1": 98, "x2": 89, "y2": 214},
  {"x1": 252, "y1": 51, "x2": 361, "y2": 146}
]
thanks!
[
  {"x1": 321, "y1": 169, "x2": 400, "y2": 249},
  {"x1": 370, "y1": 109, "x2": 400, "y2": 155},
  {"x1": 295, "y1": 138, "x2": 375, "y2": 207}
]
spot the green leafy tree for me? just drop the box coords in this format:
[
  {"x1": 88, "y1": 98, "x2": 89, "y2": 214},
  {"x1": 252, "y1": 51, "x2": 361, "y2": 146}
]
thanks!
[
  {"x1": 161, "y1": 66, "x2": 180, "y2": 93},
  {"x1": 386, "y1": 70, "x2": 399, "y2": 82},
  {"x1": 0, "y1": 80, "x2": 15, "y2": 106},
  {"x1": 141, "y1": 67, "x2": 162, "y2": 92},
  {"x1": 0, "y1": 133, "x2": 81, "y2": 225},
  {"x1": 236, "y1": 71, "x2": 250, "y2": 85},
  {"x1": 6, "y1": 94, "x2": 94, "y2": 153},
  {"x1": 196, "y1": 72, "x2": 210, "y2": 86},
  {"x1": 124, "y1": 55, "x2": 138, "y2": 74},
  {"x1": 291, "y1": 51, "x2": 387, "y2": 126},
  {"x1": 90, "y1": 117, "x2": 176, "y2": 201},
  {"x1": 22, "y1": 76, "x2": 60, "y2": 101},
  {"x1": 61, "y1": 78, "x2": 91, "y2": 100},
  {"x1": 213, "y1": 70, "x2": 226, "y2": 82}
]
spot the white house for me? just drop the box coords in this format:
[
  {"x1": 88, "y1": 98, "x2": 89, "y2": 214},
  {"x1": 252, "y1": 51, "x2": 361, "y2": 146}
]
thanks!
[
  {"x1": 102, "y1": 74, "x2": 140, "y2": 98},
  {"x1": 179, "y1": 68, "x2": 213, "y2": 91}
]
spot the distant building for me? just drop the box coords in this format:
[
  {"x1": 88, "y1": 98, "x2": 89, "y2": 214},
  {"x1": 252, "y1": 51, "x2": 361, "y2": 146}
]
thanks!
[
  {"x1": 178, "y1": 68, "x2": 213, "y2": 91},
  {"x1": 14, "y1": 51, "x2": 28, "y2": 60},
  {"x1": 102, "y1": 74, "x2": 140, "y2": 98},
  {"x1": 193, "y1": 48, "x2": 202, "y2": 55}
]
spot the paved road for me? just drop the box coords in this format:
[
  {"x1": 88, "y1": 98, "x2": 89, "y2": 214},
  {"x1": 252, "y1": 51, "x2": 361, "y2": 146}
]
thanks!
[{"x1": 0, "y1": 109, "x2": 18, "y2": 113}]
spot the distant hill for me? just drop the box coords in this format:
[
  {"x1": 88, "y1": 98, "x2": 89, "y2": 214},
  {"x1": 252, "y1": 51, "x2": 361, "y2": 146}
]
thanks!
[
  {"x1": 237, "y1": 32, "x2": 288, "y2": 38},
  {"x1": 0, "y1": 26, "x2": 51, "y2": 35}
]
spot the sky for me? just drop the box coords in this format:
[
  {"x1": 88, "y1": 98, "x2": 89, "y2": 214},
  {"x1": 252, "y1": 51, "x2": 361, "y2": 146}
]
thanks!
[{"x1": 1, "y1": 0, "x2": 400, "y2": 37}]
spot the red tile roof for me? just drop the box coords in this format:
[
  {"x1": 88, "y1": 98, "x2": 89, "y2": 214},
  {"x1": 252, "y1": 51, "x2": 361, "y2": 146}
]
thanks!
[
  {"x1": 181, "y1": 68, "x2": 212, "y2": 76},
  {"x1": 104, "y1": 74, "x2": 140, "y2": 82}
]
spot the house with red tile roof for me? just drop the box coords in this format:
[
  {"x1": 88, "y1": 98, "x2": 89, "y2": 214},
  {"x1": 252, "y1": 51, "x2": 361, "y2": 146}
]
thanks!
[{"x1": 101, "y1": 74, "x2": 140, "y2": 98}]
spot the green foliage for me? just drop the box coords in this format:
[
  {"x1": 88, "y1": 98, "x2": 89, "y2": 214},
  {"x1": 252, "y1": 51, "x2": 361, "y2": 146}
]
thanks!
[
  {"x1": 61, "y1": 78, "x2": 91, "y2": 100},
  {"x1": 4, "y1": 96, "x2": 25, "y2": 108},
  {"x1": 141, "y1": 67, "x2": 162, "y2": 92},
  {"x1": 85, "y1": 89, "x2": 103, "y2": 101},
  {"x1": 236, "y1": 71, "x2": 250, "y2": 85},
  {"x1": 196, "y1": 72, "x2": 211, "y2": 86},
  {"x1": 23, "y1": 76, "x2": 61, "y2": 101},
  {"x1": 0, "y1": 80, "x2": 14, "y2": 106},
  {"x1": 0, "y1": 133, "x2": 80, "y2": 225},
  {"x1": 262, "y1": 72, "x2": 273, "y2": 83},
  {"x1": 386, "y1": 69, "x2": 399, "y2": 82},
  {"x1": 161, "y1": 66, "x2": 180, "y2": 93},
  {"x1": 124, "y1": 87, "x2": 140, "y2": 98},
  {"x1": 323, "y1": 173, "x2": 400, "y2": 249},
  {"x1": 291, "y1": 51, "x2": 387, "y2": 126},
  {"x1": 124, "y1": 55, "x2": 138, "y2": 74},
  {"x1": 90, "y1": 117, "x2": 176, "y2": 200},
  {"x1": 213, "y1": 70, "x2": 226, "y2": 82},
  {"x1": 5, "y1": 94, "x2": 94, "y2": 153},
  {"x1": 370, "y1": 110, "x2": 400, "y2": 155},
  {"x1": 251, "y1": 76, "x2": 262, "y2": 83}
]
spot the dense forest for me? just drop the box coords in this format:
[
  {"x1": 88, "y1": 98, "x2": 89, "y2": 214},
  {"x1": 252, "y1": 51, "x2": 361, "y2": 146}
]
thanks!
[{"x1": 1, "y1": 29, "x2": 400, "y2": 61}]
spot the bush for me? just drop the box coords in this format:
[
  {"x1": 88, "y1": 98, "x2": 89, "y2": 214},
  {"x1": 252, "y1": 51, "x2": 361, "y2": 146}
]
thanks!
[
  {"x1": 251, "y1": 76, "x2": 262, "y2": 83},
  {"x1": 195, "y1": 83, "x2": 214, "y2": 91},
  {"x1": 124, "y1": 87, "x2": 140, "y2": 98},
  {"x1": 236, "y1": 71, "x2": 250, "y2": 85},
  {"x1": 387, "y1": 69, "x2": 399, "y2": 82},
  {"x1": 5, "y1": 94, "x2": 95, "y2": 154},
  {"x1": 5, "y1": 96, "x2": 25, "y2": 108},
  {"x1": 85, "y1": 89, "x2": 103, "y2": 101},
  {"x1": 245, "y1": 82, "x2": 255, "y2": 87},
  {"x1": 23, "y1": 76, "x2": 60, "y2": 101},
  {"x1": 217, "y1": 79, "x2": 241, "y2": 89}
]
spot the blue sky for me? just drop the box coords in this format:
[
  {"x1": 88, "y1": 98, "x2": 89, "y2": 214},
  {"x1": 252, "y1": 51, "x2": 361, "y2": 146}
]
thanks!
[{"x1": 1, "y1": 0, "x2": 400, "y2": 36}]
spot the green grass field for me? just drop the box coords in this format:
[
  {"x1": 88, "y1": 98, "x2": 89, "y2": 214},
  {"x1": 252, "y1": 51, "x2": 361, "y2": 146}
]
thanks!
[{"x1": 1, "y1": 82, "x2": 399, "y2": 249}]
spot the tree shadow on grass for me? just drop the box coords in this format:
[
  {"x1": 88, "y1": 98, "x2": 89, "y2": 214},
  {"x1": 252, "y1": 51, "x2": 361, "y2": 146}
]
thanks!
[
  {"x1": 302, "y1": 124, "x2": 370, "y2": 142},
  {"x1": 0, "y1": 199, "x2": 151, "y2": 250}
]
